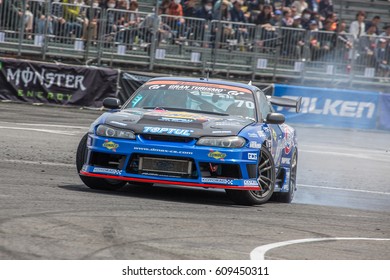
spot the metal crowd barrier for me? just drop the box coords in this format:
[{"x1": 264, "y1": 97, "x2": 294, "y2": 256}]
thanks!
[{"x1": 1, "y1": 0, "x2": 389, "y2": 86}]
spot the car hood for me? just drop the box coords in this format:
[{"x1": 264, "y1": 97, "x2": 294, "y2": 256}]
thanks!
[{"x1": 103, "y1": 108, "x2": 254, "y2": 138}]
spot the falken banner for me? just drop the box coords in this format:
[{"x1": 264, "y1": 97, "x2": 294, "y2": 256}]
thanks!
[
  {"x1": 273, "y1": 84, "x2": 380, "y2": 130},
  {"x1": 0, "y1": 58, "x2": 118, "y2": 107},
  {"x1": 378, "y1": 93, "x2": 390, "y2": 130}
]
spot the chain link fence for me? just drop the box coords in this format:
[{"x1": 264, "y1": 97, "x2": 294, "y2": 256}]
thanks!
[{"x1": 1, "y1": 0, "x2": 389, "y2": 87}]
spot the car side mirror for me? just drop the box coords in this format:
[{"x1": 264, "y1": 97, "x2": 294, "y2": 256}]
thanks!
[
  {"x1": 265, "y1": 113, "x2": 285, "y2": 124},
  {"x1": 103, "y1": 98, "x2": 121, "y2": 109}
]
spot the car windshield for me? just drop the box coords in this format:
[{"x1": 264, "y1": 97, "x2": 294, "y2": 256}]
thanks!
[{"x1": 124, "y1": 80, "x2": 256, "y2": 120}]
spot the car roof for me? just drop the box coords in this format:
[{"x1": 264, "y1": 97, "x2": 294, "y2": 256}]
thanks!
[{"x1": 147, "y1": 77, "x2": 258, "y2": 92}]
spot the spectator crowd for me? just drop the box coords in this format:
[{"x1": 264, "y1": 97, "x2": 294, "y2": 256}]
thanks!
[{"x1": 0, "y1": 0, "x2": 389, "y2": 79}]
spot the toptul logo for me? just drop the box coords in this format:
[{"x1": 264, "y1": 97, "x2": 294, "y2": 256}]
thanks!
[{"x1": 277, "y1": 96, "x2": 375, "y2": 119}]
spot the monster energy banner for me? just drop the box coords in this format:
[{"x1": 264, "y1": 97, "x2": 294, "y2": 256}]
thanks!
[{"x1": 0, "y1": 58, "x2": 118, "y2": 107}]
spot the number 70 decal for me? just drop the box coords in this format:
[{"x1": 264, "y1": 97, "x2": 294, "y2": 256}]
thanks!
[{"x1": 234, "y1": 100, "x2": 255, "y2": 109}]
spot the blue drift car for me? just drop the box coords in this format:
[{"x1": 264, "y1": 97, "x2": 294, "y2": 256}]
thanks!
[{"x1": 77, "y1": 77, "x2": 301, "y2": 205}]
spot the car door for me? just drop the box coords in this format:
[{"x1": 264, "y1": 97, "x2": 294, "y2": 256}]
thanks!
[{"x1": 256, "y1": 90, "x2": 284, "y2": 166}]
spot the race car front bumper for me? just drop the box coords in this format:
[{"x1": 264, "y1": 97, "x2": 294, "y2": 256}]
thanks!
[{"x1": 80, "y1": 134, "x2": 263, "y2": 191}]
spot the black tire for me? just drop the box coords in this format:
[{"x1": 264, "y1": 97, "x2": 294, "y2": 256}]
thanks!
[
  {"x1": 76, "y1": 133, "x2": 126, "y2": 191},
  {"x1": 225, "y1": 146, "x2": 275, "y2": 205},
  {"x1": 275, "y1": 149, "x2": 297, "y2": 203}
]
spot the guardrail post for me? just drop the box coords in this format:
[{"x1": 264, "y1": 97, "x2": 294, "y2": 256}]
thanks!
[
  {"x1": 148, "y1": 2, "x2": 160, "y2": 71},
  {"x1": 42, "y1": 0, "x2": 50, "y2": 61},
  {"x1": 17, "y1": 1, "x2": 27, "y2": 57},
  {"x1": 96, "y1": 9, "x2": 104, "y2": 66},
  {"x1": 251, "y1": 26, "x2": 261, "y2": 82},
  {"x1": 349, "y1": 41, "x2": 357, "y2": 88},
  {"x1": 271, "y1": 27, "x2": 282, "y2": 83},
  {"x1": 201, "y1": 20, "x2": 212, "y2": 76}
]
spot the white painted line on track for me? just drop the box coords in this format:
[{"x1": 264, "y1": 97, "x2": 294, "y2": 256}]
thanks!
[
  {"x1": 0, "y1": 159, "x2": 73, "y2": 167},
  {"x1": 300, "y1": 144, "x2": 387, "y2": 154},
  {"x1": 250, "y1": 237, "x2": 390, "y2": 260},
  {"x1": 0, "y1": 121, "x2": 89, "y2": 130},
  {"x1": 298, "y1": 184, "x2": 390, "y2": 195},
  {"x1": 301, "y1": 149, "x2": 390, "y2": 162},
  {"x1": 0, "y1": 126, "x2": 76, "y2": 136}
]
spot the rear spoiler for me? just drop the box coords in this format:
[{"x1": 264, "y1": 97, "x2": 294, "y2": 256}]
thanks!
[{"x1": 268, "y1": 96, "x2": 302, "y2": 113}]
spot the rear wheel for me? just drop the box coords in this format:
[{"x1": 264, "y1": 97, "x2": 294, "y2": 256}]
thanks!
[
  {"x1": 225, "y1": 146, "x2": 275, "y2": 205},
  {"x1": 76, "y1": 133, "x2": 126, "y2": 191}
]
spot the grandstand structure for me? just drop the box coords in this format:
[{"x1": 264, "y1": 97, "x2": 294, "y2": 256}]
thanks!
[
  {"x1": 136, "y1": 1, "x2": 390, "y2": 30},
  {"x1": 0, "y1": 0, "x2": 389, "y2": 91},
  {"x1": 335, "y1": 0, "x2": 390, "y2": 26}
]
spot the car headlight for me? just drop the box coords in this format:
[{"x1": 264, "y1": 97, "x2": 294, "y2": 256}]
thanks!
[
  {"x1": 96, "y1": 124, "x2": 135, "y2": 139},
  {"x1": 196, "y1": 136, "x2": 246, "y2": 148}
]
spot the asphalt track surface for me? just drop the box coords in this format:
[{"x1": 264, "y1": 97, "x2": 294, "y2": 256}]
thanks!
[{"x1": 0, "y1": 102, "x2": 389, "y2": 260}]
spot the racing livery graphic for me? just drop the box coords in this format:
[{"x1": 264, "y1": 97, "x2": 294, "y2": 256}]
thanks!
[{"x1": 77, "y1": 77, "x2": 301, "y2": 205}]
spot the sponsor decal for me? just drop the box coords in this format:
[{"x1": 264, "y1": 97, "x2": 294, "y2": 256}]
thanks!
[
  {"x1": 144, "y1": 111, "x2": 213, "y2": 122},
  {"x1": 272, "y1": 129, "x2": 277, "y2": 141},
  {"x1": 212, "y1": 130, "x2": 232, "y2": 134},
  {"x1": 248, "y1": 133, "x2": 259, "y2": 138},
  {"x1": 143, "y1": 126, "x2": 194, "y2": 136},
  {"x1": 244, "y1": 179, "x2": 258, "y2": 186},
  {"x1": 103, "y1": 140, "x2": 119, "y2": 152},
  {"x1": 149, "y1": 85, "x2": 166, "y2": 90},
  {"x1": 283, "y1": 126, "x2": 293, "y2": 155},
  {"x1": 93, "y1": 167, "x2": 122, "y2": 175},
  {"x1": 131, "y1": 94, "x2": 143, "y2": 106},
  {"x1": 141, "y1": 172, "x2": 181, "y2": 178},
  {"x1": 208, "y1": 151, "x2": 227, "y2": 160},
  {"x1": 249, "y1": 141, "x2": 261, "y2": 149},
  {"x1": 201, "y1": 178, "x2": 234, "y2": 185},
  {"x1": 266, "y1": 139, "x2": 271, "y2": 149},
  {"x1": 134, "y1": 146, "x2": 193, "y2": 155},
  {"x1": 213, "y1": 121, "x2": 240, "y2": 126},
  {"x1": 227, "y1": 90, "x2": 245, "y2": 96},
  {"x1": 257, "y1": 131, "x2": 266, "y2": 138},
  {"x1": 145, "y1": 80, "x2": 252, "y2": 93},
  {"x1": 248, "y1": 153, "x2": 257, "y2": 160},
  {"x1": 281, "y1": 170, "x2": 291, "y2": 191},
  {"x1": 159, "y1": 117, "x2": 193, "y2": 123},
  {"x1": 281, "y1": 157, "x2": 291, "y2": 165},
  {"x1": 168, "y1": 84, "x2": 224, "y2": 93}
]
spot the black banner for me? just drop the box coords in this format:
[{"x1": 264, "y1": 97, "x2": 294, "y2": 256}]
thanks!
[
  {"x1": 0, "y1": 58, "x2": 118, "y2": 107},
  {"x1": 118, "y1": 72, "x2": 153, "y2": 103}
]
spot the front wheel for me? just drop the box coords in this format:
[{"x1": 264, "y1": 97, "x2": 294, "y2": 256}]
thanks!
[
  {"x1": 225, "y1": 146, "x2": 275, "y2": 205},
  {"x1": 76, "y1": 133, "x2": 126, "y2": 191}
]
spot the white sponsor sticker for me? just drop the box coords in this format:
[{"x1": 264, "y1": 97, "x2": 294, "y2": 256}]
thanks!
[
  {"x1": 244, "y1": 179, "x2": 258, "y2": 186},
  {"x1": 281, "y1": 157, "x2": 291, "y2": 165},
  {"x1": 248, "y1": 153, "x2": 257, "y2": 160},
  {"x1": 257, "y1": 131, "x2": 266, "y2": 138},
  {"x1": 93, "y1": 167, "x2": 122, "y2": 175},
  {"x1": 248, "y1": 133, "x2": 258, "y2": 138},
  {"x1": 212, "y1": 130, "x2": 232, "y2": 134},
  {"x1": 249, "y1": 141, "x2": 261, "y2": 148},
  {"x1": 201, "y1": 178, "x2": 234, "y2": 185}
]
